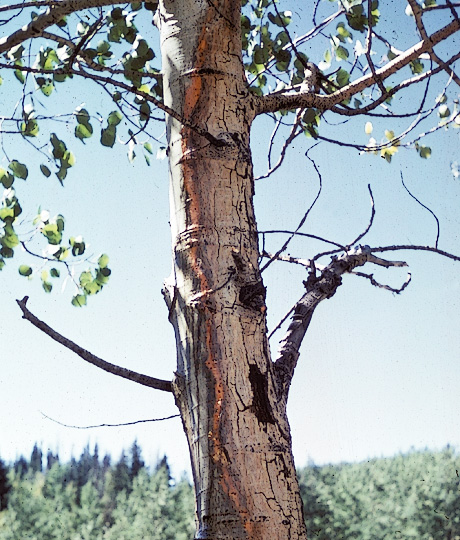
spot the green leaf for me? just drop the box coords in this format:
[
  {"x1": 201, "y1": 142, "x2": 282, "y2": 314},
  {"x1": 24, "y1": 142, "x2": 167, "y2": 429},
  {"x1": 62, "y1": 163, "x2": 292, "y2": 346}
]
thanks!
[
  {"x1": 14, "y1": 69, "x2": 25, "y2": 84},
  {"x1": 336, "y1": 45, "x2": 349, "y2": 60},
  {"x1": 50, "y1": 267, "x2": 60, "y2": 278},
  {"x1": 410, "y1": 59, "x2": 424, "y2": 74},
  {"x1": 108, "y1": 110, "x2": 123, "y2": 126},
  {"x1": 267, "y1": 10, "x2": 292, "y2": 27},
  {"x1": 2, "y1": 229, "x2": 19, "y2": 248},
  {"x1": 18, "y1": 265, "x2": 32, "y2": 277},
  {"x1": 42, "y1": 223, "x2": 62, "y2": 245},
  {"x1": 42, "y1": 281, "x2": 53, "y2": 293},
  {"x1": 72, "y1": 294, "x2": 87, "y2": 307},
  {"x1": 71, "y1": 237, "x2": 86, "y2": 256},
  {"x1": 139, "y1": 102, "x2": 151, "y2": 122},
  {"x1": 50, "y1": 133, "x2": 66, "y2": 159},
  {"x1": 98, "y1": 253, "x2": 110, "y2": 268},
  {"x1": 39, "y1": 80, "x2": 54, "y2": 96},
  {"x1": 274, "y1": 49, "x2": 291, "y2": 72},
  {"x1": 75, "y1": 123, "x2": 93, "y2": 141},
  {"x1": 0, "y1": 168, "x2": 14, "y2": 188},
  {"x1": 62, "y1": 150, "x2": 76, "y2": 167},
  {"x1": 253, "y1": 46, "x2": 269, "y2": 65},
  {"x1": 21, "y1": 118, "x2": 39, "y2": 137},
  {"x1": 79, "y1": 270, "x2": 92, "y2": 287},
  {"x1": 143, "y1": 142, "x2": 153, "y2": 154},
  {"x1": 8, "y1": 160, "x2": 28, "y2": 180},
  {"x1": 419, "y1": 145, "x2": 432, "y2": 159},
  {"x1": 101, "y1": 125, "x2": 116, "y2": 147},
  {"x1": 335, "y1": 68, "x2": 350, "y2": 87},
  {"x1": 0, "y1": 208, "x2": 15, "y2": 221},
  {"x1": 97, "y1": 40, "x2": 111, "y2": 54},
  {"x1": 95, "y1": 267, "x2": 111, "y2": 285}
]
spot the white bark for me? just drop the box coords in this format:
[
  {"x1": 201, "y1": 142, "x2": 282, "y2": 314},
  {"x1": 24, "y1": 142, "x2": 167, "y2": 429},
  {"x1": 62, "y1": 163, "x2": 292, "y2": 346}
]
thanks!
[{"x1": 158, "y1": 1, "x2": 306, "y2": 538}]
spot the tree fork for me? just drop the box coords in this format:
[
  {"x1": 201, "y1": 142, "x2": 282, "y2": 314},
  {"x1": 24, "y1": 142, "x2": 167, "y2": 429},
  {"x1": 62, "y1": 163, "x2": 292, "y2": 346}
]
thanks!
[{"x1": 157, "y1": 0, "x2": 306, "y2": 538}]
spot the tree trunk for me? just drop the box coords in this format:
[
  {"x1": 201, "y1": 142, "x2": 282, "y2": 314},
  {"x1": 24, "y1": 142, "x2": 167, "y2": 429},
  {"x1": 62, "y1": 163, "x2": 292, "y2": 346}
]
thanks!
[{"x1": 157, "y1": 1, "x2": 307, "y2": 538}]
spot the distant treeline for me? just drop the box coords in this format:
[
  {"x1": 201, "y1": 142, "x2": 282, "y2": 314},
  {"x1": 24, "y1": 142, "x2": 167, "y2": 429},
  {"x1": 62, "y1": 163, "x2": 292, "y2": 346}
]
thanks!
[{"x1": 0, "y1": 444, "x2": 459, "y2": 539}]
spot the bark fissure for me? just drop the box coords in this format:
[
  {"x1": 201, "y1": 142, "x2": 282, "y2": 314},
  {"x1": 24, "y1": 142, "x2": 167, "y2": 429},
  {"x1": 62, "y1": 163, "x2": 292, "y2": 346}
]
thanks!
[{"x1": 158, "y1": 0, "x2": 306, "y2": 537}]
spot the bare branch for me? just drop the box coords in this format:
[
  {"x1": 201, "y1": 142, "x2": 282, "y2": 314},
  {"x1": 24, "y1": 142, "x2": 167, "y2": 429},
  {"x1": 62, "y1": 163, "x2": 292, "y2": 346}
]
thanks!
[
  {"x1": 400, "y1": 172, "x2": 440, "y2": 248},
  {"x1": 16, "y1": 296, "x2": 173, "y2": 393},
  {"x1": 348, "y1": 184, "x2": 376, "y2": 247},
  {"x1": 0, "y1": 1, "x2": 61, "y2": 14},
  {"x1": 255, "y1": 18, "x2": 460, "y2": 115},
  {"x1": 371, "y1": 244, "x2": 460, "y2": 261},
  {"x1": 260, "y1": 148, "x2": 323, "y2": 273},
  {"x1": 273, "y1": 246, "x2": 408, "y2": 399},
  {"x1": 260, "y1": 250, "x2": 313, "y2": 269},
  {"x1": 40, "y1": 411, "x2": 180, "y2": 429},
  {"x1": 352, "y1": 270, "x2": 412, "y2": 293},
  {"x1": 256, "y1": 113, "x2": 302, "y2": 181},
  {"x1": 365, "y1": 0, "x2": 387, "y2": 95},
  {"x1": 259, "y1": 230, "x2": 345, "y2": 250}
]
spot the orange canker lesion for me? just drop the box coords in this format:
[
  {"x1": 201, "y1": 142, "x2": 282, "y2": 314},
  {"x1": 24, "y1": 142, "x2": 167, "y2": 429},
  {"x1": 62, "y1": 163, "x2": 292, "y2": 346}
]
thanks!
[{"x1": 179, "y1": 5, "x2": 255, "y2": 535}]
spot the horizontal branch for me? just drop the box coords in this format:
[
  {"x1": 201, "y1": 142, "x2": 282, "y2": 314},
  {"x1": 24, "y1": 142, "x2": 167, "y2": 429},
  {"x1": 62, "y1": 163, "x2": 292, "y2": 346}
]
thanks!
[
  {"x1": 40, "y1": 411, "x2": 180, "y2": 428},
  {"x1": 255, "y1": 17, "x2": 460, "y2": 115},
  {"x1": 16, "y1": 296, "x2": 173, "y2": 392},
  {"x1": 0, "y1": 0, "x2": 137, "y2": 55},
  {"x1": 370, "y1": 244, "x2": 460, "y2": 261}
]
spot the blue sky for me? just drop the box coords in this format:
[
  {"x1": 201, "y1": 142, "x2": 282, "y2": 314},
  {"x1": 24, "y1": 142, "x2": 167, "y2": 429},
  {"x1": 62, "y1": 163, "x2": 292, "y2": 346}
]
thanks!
[{"x1": 0, "y1": 1, "x2": 459, "y2": 478}]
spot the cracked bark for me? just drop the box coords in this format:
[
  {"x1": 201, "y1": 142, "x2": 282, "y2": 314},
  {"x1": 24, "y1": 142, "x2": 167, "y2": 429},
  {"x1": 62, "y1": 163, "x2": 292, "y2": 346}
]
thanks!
[{"x1": 157, "y1": 0, "x2": 305, "y2": 538}]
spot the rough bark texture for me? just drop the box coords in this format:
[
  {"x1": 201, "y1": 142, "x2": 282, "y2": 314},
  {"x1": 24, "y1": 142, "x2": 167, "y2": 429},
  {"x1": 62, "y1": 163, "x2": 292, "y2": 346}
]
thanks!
[{"x1": 157, "y1": 0, "x2": 306, "y2": 538}]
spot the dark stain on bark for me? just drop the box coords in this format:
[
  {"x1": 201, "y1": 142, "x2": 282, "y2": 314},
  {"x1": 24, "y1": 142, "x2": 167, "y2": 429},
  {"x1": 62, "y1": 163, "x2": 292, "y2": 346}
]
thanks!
[
  {"x1": 249, "y1": 364, "x2": 275, "y2": 424},
  {"x1": 239, "y1": 281, "x2": 266, "y2": 311}
]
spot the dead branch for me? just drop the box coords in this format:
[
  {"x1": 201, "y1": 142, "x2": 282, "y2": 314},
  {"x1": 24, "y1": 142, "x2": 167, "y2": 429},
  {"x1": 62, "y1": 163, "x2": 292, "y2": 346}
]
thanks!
[
  {"x1": 273, "y1": 246, "x2": 408, "y2": 399},
  {"x1": 352, "y1": 270, "x2": 412, "y2": 293},
  {"x1": 370, "y1": 244, "x2": 460, "y2": 261},
  {"x1": 400, "y1": 172, "x2": 440, "y2": 248},
  {"x1": 40, "y1": 411, "x2": 179, "y2": 429},
  {"x1": 256, "y1": 114, "x2": 303, "y2": 181},
  {"x1": 260, "y1": 148, "x2": 323, "y2": 273},
  {"x1": 347, "y1": 184, "x2": 375, "y2": 247},
  {"x1": 16, "y1": 296, "x2": 173, "y2": 392}
]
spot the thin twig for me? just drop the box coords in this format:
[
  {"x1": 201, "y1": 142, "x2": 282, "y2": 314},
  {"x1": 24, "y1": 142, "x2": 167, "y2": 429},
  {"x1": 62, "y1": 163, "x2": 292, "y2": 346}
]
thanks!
[
  {"x1": 348, "y1": 184, "x2": 376, "y2": 247},
  {"x1": 269, "y1": 305, "x2": 295, "y2": 340},
  {"x1": 366, "y1": 0, "x2": 387, "y2": 95},
  {"x1": 370, "y1": 244, "x2": 460, "y2": 261},
  {"x1": 40, "y1": 411, "x2": 180, "y2": 429},
  {"x1": 400, "y1": 172, "x2": 440, "y2": 248},
  {"x1": 352, "y1": 270, "x2": 412, "y2": 294},
  {"x1": 260, "y1": 145, "x2": 323, "y2": 272},
  {"x1": 259, "y1": 230, "x2": 345, "y2": 250}
]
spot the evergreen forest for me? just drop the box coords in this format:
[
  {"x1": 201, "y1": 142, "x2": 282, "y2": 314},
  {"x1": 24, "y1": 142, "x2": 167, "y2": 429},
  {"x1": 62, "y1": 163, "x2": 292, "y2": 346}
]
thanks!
[{"x1": 0, "y1": 443, "x2": 459, "y2": 539}]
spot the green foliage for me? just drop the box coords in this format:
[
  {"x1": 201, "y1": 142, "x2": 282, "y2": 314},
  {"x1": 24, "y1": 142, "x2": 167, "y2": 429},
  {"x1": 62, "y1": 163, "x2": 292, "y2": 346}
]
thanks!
[
  {"x1": 0, "y1": 444, "x2": 194, "y2": 540},
  {"x1": 299, "y1": 448, "x2": 460, "y2": 540},
  {"x1": 1, "y1": 446, "x2": 459, "y2": 539}
]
